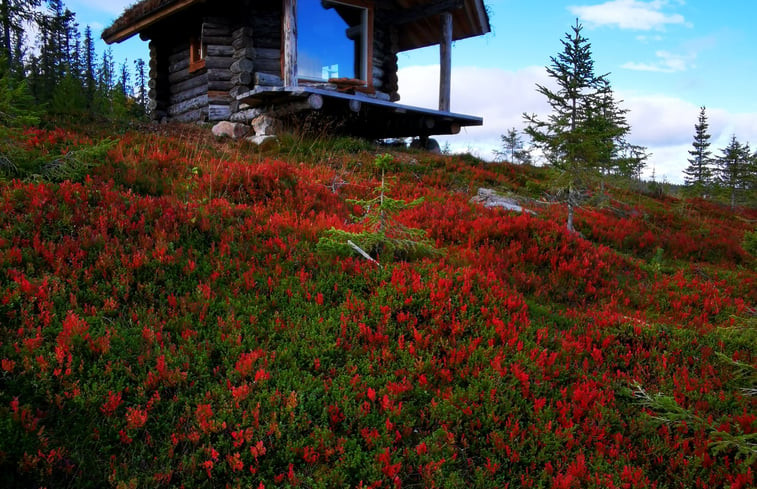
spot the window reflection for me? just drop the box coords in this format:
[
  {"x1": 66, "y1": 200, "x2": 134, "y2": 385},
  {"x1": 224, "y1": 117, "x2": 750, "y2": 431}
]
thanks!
[{"x1": 298, "y1": 0, "x2": 367, "y2": 82}]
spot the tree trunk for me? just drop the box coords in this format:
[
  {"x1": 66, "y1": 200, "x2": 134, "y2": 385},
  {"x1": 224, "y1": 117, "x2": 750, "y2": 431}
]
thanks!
[
  {"x1": 1, "y1": 0, "x2": 12, "y2": 65},
  {"x1": 566, "y1": 186, "x2": 575, "y2": 233}
]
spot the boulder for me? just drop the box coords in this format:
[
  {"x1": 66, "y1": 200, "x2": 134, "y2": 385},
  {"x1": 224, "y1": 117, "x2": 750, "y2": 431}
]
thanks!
[
  {"x1": 211, "y1": 121, "x2": 250, "y2": 139},
  {"x1": 246, "y1": 135, "x2": 278, "y2": 149},
  {"x1": 471, "y1": 188, "x2": 536, "y2": 214},
  {"x1": 251, "y1": 115, "x2": 281, "y2": 136}
]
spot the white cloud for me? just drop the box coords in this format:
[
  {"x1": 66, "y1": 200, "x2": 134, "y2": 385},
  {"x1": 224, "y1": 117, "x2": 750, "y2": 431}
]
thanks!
[
  {"x1": 622, "y1": 50, "x2": 694, "y2": 72},
  {"x1": 636, "y1": 34, "x2": 664, "y2": 42},
  {"x1": 398, "y1": 65, "x2": 757, "y2": 184},
  {"x1": 568, "y1": 0, "x2": 688, "y2": 31},
  {"x1": 397, "y1": 64, "x2": 553, "y2": 159}
]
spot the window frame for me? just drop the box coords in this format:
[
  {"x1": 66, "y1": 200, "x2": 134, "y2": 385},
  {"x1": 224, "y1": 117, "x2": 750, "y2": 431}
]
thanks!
[
  {"x1": 294, "y1": 0, "x2": 373, "y2": 86},
  {"x1": 189, "y1": 32, "x2": 206, "y2": 73}
]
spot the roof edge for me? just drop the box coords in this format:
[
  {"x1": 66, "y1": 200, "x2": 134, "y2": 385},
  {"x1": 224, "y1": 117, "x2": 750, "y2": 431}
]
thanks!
[{"x1": 102, "y1": 0, "x2": 204, "y2": 44}]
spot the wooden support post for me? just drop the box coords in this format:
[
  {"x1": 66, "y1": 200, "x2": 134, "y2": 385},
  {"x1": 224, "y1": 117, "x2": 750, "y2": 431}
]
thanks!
[
  {"x1": 439, "y1": 12, "x2": 452, "y2": 112},
  {"x1": 283, "y1": 0, "x2": 298, "y2": 87}
]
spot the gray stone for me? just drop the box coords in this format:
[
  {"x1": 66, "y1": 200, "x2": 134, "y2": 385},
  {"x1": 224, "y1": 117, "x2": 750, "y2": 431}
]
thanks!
[
  {"x1": 246, "y1": 135, "x2": 278, "y2": 148},
  {"x1": 211, "y1": 121, "x2": 250, "y2": 139},
  {"x1": 470, "y1": 188, "x2": 536, "y2": 214},
  {"x1": 251, "y1": 115, "x2": 281, "y2": 136}
]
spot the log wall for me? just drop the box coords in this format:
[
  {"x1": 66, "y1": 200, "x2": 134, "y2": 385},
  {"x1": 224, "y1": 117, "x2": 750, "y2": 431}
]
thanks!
[
  {"x1": 373, "y1": 10, "x2": 400, "y2": 102},
  {"x1": 145, "y1": 0, "x2": 404, "y2": 123},
  {"x1": 203, "y1": 17, "x2": 234, "y2": 121}
]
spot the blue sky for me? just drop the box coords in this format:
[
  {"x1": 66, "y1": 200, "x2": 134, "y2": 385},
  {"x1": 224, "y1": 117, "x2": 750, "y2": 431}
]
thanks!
[{"x1": 69, "y1": 0, "x2": 757, "y2": 183}]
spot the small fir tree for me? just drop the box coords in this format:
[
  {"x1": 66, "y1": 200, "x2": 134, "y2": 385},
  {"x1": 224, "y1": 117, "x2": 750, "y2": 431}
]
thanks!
[
  {"x1": 524, "y1": 20, "x2": 628, "y2": 231},
  {"x1": 495, "y1": 128, "x2": 532, "y2": 164},
  {"x1": 683, "y1": 106, "x2": 713, "y2": 196},
  {"x1": 317, "y1": 154, "x2": 440, "y2": 263}
]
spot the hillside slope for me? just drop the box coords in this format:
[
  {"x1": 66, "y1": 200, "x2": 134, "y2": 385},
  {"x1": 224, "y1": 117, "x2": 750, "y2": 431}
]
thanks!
[{"x1": 1, "y1": 124, "x2": 755, "y2": 488}]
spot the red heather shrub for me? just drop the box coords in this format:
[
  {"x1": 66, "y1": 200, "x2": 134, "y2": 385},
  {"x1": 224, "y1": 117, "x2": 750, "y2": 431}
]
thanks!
[{"x1": 0, "y1": 125, "x2": 753, "y2": 489}]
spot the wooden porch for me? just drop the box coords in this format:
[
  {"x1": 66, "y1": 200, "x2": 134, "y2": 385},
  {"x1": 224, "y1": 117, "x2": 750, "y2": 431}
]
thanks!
[{"x1": 236, "y1": 86, "x2": 482, "y2": 139}]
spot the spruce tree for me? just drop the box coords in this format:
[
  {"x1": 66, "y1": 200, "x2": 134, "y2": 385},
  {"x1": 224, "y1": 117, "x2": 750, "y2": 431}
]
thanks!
[
  {"x1": 715, "y1": 135, "x2": 750, "y2": 209},
  {"x1": 83, "y1": 25, "x2": 96, "y2": 103},
  {"x1": 523, "y1": 20, "x2": 629, "y2": 231},
  {"x1": 133, "y1": 58, "x2": 147, "y2": 115},
  {"x1": 0, "y1": 0, "x2": 41, "y2": 72},
  {"x1": 683, "y1": 106, "x2": 713, "y2": 196}
]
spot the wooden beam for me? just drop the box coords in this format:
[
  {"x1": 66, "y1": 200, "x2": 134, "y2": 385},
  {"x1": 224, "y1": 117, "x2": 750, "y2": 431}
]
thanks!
[
  {"x1": 439, "y1": 12, "x2": 452, "y2": 112},
  {"x1": 388, "y1": 0, "x2": 464, "y2": 26},
  {"x1": 283, "y1": 0, "x2": 298, "y2": 87},
  {"x1": 103, "y1": 0, "x2": 205, "y2": 44}
]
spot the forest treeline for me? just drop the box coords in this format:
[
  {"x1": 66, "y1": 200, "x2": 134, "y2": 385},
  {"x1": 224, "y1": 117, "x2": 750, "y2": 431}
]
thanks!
[{"x1": 0, "y1": 0, "x2": 146, "y2": 122}]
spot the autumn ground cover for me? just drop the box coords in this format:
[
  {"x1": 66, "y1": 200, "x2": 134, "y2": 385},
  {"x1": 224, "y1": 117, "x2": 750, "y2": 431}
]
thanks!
[{"x1": 0, "y1": 123, "x2": 755, "y2": 488}]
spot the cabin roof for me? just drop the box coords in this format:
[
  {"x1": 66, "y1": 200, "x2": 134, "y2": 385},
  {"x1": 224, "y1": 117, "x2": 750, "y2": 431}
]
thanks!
[{"x1": 102, "y1": 0, "x2": 490, "y2": 49}]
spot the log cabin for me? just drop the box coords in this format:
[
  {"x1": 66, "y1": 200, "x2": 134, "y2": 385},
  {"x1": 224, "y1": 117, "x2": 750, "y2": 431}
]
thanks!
[{"x1": 102, "y1": 0, "x2": 490, "y2": 140}]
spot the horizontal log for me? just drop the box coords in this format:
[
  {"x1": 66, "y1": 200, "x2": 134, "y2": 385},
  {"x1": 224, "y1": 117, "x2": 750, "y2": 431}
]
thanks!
[
  {"x1": 170, "y1": 84, "x2": 207, "y2": 105},
  {"x1": 209, "y1": 104, "x2": 231, "y2": 122},
  {"x1": 169, "y1": 57, "x2": 190, "y2": 74},
  {"x1": 148, "y1": 78, "x2": 158, "y2": 90},
  {"x1": 234, "y1": 47, "x2": 256, "y2": 60},
  {"x1": 206, "y1": 45, "x2": 234, "y2": 57},
  {"x1": 202, "y1": 26, "x2": 231, "y2": 37},
  {"x1": 168, "y1": 94, "x2": 208, "y2": 116},
  {"x1": 255, "y1": 59, "x2": 281, "y2": 75},
  {"x1": 208, "y1": 90, "x2": 232, "y2": 102},
  {"x1": 202, "y1": 18, "x2": 231, "y2": 27},
  {"x1": 255, "y1": 48, "x2": 280, "y2": 60},
  {"x1": 231, "y1": 71, "x2": 253, "y2": 86},
  {"x1": 253, "y1": 37, "x2": 280, "y2": 50},
  {"x1": 231, "y1": 58, "x2": 255, "y2": 74},
  {"x1": 202, "y1": 36, "x2": 233, "y2": 46},
  {"x1": 205, "y1": 57, "x2": 234, "y2": 70},
  {"x1": 208, "y1": 69, "x2": 233, "y2": 81},
  {"x1": 254, "y1": 72, "x2": 282, "y2": 86},
  {"x1": 208, "y1": 80, "x2": 234, "y2": 91},
  {"x1": 172, "y1": 107, "x2": 208, "y2": 122},
  {"x1": 169, "y1": 48, "x2": 190, "y2": 66},
  {"x1": 171, "y1": 73, "x2": 207, "y2": 95},
  {"x1": 169, "y1": 68, "x2": 193, "y2": 84}
]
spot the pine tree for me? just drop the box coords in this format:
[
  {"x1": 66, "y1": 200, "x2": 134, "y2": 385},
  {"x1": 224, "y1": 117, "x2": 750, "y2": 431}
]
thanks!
[
  {"x1": 0, "y1": 0, "x2": 41, "y2": 72},
  {"x1": 715, "y1": 135, "x2": 750, "y2": 209},
  {"x1": 683, "y1": 106, "x2": 713, "y2": 196},
  {"x1": 133, "y1": 58, "x2": 147, "y2": 115},
  {"x1": 586, "y1": 78, "x2": 630, "y2": 175},
  {"x1": 523, "y1": 20, "x2": 628, "y2": 231},
  {"x1": 83, "y1": 25, "x2": 96, "y2": 104}
]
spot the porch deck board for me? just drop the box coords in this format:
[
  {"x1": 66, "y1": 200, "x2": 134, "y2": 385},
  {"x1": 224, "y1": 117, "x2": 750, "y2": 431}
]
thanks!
[{"x1": 237, "y1": 86, "x2": 482, "y2": 139}]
